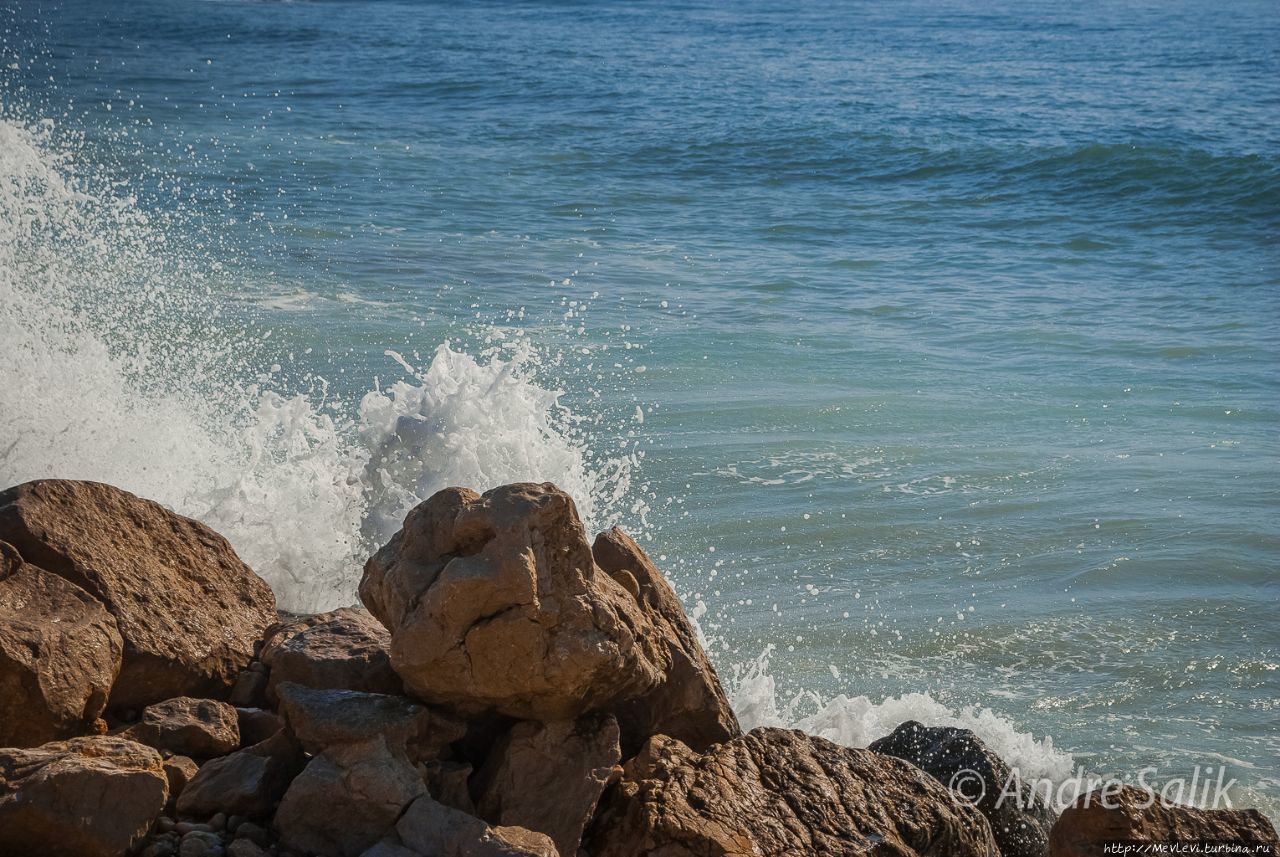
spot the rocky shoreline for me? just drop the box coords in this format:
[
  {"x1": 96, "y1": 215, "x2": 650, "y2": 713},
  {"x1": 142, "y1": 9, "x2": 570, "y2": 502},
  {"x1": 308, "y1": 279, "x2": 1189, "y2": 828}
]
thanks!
[{"x1": 0, "y1": 479, "x2": 1275, "y2": 857}]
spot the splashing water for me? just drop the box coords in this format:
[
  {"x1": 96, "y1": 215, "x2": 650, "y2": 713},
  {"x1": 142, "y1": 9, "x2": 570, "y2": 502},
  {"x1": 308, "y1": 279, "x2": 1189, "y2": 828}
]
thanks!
[{"x1": 0, "y1": 116, "x2": 636, "y2": 611}]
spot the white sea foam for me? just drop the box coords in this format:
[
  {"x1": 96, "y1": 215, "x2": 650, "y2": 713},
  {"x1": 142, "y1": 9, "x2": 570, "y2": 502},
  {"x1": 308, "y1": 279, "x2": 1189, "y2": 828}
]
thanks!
[
  {"x1": 727, "y1": 646, "x2": 1076, "y2": 785},
  {"x1": 0, "y1": 117, "x2": 635, "y2": 612}
]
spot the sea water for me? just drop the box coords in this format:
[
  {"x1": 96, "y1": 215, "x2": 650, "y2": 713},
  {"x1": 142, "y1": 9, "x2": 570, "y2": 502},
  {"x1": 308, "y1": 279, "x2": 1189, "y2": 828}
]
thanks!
[{"x1": 2, "y1": 0, "x2": 1277, "y2": 820}]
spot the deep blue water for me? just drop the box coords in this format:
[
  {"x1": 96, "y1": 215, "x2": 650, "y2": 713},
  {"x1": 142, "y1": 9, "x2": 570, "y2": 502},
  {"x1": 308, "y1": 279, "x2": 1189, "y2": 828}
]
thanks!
[{"x1": 3, "y1": 0, "x2": 1278, "y2": 816}]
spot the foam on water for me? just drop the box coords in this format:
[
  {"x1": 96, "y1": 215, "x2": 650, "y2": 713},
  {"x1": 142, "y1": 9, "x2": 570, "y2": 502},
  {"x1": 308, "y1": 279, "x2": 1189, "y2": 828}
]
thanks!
[
  {"x1": 0, "y1": 116, "x2": 635, "y2": 611},
  {"x1": 727, "y1": 646, "x2": 1076, "y2": 787}
]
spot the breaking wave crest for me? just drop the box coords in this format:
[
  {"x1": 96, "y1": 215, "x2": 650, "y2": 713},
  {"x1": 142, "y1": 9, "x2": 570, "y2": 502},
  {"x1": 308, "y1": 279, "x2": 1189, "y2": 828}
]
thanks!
[{"x1": 0, "y1": 117, "x2": 637, "y2": 611}]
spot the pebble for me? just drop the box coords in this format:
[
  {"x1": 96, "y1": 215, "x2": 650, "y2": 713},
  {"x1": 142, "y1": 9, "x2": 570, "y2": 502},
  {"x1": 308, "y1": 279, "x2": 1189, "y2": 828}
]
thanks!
[
  {"x1": 234, "y1": 821, "x2": 270, "y2": 846},
  {"x1": 226, "y1": 840, "x2": 267, "y2": 857},
  {"x1": 176, "y1": 821, "x2": 213, "y2": 835},
  {"x1": 226, "y1": 814, "x2": 245, "y2": 834},
  {"x1": 179, "y1": 830, "x2": 224, "y2": 857},
  {"x1": 209, "y1": 812, "x2": 228, "y2": 831},
  {"x1": 156, "y1": 816, "x2": 177, "y2": 833}
]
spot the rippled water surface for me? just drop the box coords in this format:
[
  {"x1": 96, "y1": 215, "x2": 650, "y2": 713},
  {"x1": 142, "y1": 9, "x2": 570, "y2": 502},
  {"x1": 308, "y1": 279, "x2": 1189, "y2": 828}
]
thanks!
[{"x1": 3, "y1": 0, "x2": 1278, "y2": 817}]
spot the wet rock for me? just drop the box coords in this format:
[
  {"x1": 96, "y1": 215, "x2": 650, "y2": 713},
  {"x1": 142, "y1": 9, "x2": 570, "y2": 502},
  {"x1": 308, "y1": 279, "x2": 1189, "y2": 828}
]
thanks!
[
  {"x1": 397, "y1": 795, "x2": 559, "y2": 857},
  {"x1": 176, "y1": 729, "x2": 304, "y2": 819},
  {"x1": 0, "y1": 480, "x2": 276, "y2": 709},
  {"x1": 360, "y1": 483, "x2": 666, "y2": 720},
  {"x1": 592, "y1": 527, "x2": 741, "y2": 754},
  {"x1": 0, "y1": 735, "x2": 168, "y2": 857},
  {"x1": 590, "y1": 727, "x2": 999, "y2": 857},
  {"x1": 126, "y1": 697, "x2": 241, "y2": 758},
  {"x1": 1048, "y1": 785, "x2": 1279, "y2": 856},
  {"x1": 275, "y1": 735, "x2": 426, "y2": 857},
  {"x1": 0, "y1": 541, "x2": 122, "y2": 746},
  {"x1": 261, "y1": 607, "x2": 402, "y2": 702},
  {"x1": 476, "y1": 714, "x2": 621, "y2": 856},
  {"x1": 275, "y1": 681, "x2": 464, "y2": 760},
  {"x1": 871, "y1": 719, "x2": 1057, "y2": 857}
]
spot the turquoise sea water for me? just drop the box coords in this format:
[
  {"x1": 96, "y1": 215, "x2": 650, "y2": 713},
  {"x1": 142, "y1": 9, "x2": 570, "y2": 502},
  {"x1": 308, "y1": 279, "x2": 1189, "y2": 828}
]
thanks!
[{"x1": 3, "y1": 0, "x2": 1278, "y2": 817}]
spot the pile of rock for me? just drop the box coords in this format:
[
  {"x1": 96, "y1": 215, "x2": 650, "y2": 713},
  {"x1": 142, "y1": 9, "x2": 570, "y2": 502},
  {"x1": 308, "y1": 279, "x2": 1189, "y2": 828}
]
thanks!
[{"x1": 1, "y1": 479, "x2": 1276, "y2": 857}]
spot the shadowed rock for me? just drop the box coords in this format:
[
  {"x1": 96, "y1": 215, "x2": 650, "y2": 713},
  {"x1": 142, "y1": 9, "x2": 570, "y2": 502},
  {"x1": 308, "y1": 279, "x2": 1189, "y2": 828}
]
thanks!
[
  {"x1": 1049, "y1": 785, "x2": 1278, "y2": 857},
  {"x1": 275, "y1": 735, "x2": 426, "y2": 857},
  {"x1": 397, "y1": 795, "x2": 559, "y2": 857},
  {"x1": 592, "y1": 526, "x2": 741, "y2": 755},
  {"x1": 261, "y1": 607, "x2": 402, "y2": 703},
  {"x1": 0, "y1": 541, "x2": 122, "y2": 746},
  {"x1": 476, "y1": 714, "x2": 621, "y2": 856}
]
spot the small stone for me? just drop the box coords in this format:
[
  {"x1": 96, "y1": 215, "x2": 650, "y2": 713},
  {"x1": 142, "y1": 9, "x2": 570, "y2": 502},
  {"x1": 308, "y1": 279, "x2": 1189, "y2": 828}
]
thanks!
[
  {"x1": 209, "y1": 812, "x2": 228, "y2": 831},
  {"x1": 180, "y1": 829, "x2": 225, "y2": 857},
  {"x1": 157, "y1": 816, "x2": 177, "y2": 832},
  {"x1": 227, "y1": 814, "x2": 245, "y2": 834},
  {"x1": 176, "y1": 821, "x2": 214, "y2": 835},
  {"x1": 233, "y1": 821, "x2": 270, "y2": 846},
  {"x1": 227, "y1": 840, "x2": 267, "y2": 857},
  {"x1": 142, "y1": 840, "x2": 178, "y2": 857}
]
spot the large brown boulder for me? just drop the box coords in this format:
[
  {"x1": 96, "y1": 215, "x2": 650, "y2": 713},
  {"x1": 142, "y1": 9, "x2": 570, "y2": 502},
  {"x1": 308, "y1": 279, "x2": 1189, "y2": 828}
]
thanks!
[
  {"x1": 590, "y1": 727, "x2": 999, "y2": 857},
  {"x1": 476, "y1": 714, "x2": 621, "y2": 856},
  {"x1": 360, "y1": 483, "x2": 666, "y2": 721},
  {"x1": 1049, "y1": 786, "x2": 1278, "y2": 856},
  {"x1": 275, "y1": 735, "x2": 426, "y2": 857},
  {"x1": 397, "y1": 795, "x2": 560, "y2": 857},
  {"x1": 0, "y1": 480, "x2": 277, "y2": 709},
  {"x1": 0, "y1": 541, "x2": 123, "y2": 746},
  {"x1": 871, "y1": 720, "x2": 1057, "y2": 857},
  {"x1": 592, "y1": 527, "x2": 740, "y2": 754},
  {"x1": 124, "y1": 696, "x2": 241, "y2": 758},
  {"x1": 0, "y1": 735, "x2": 168, "y2": 857},
  {"x1": 260, "y1": 607, "x2": 402, "y2": 702}
]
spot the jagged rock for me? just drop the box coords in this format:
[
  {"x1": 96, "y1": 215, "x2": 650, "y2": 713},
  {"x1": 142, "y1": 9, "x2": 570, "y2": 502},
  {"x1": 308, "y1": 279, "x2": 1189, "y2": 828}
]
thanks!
[
  {"x1": 261, "y1": 607, "x2": 402, "y2": 702},
  {"x1": 176, "y1": 729, "x2": 304, "y2": 819},
  {"x1": 126, "y1": 697, "x2": 241, "y2": 758},
  {"x1": 397, "y1": 795, "x2": 559, "y2": 857},
  {"x1": 590, "y1": 727, "x2": 999, "y2": 857},
  {"x1": 591, "y1": 527, "x2": 741, "y2": 754},
  {"x1": 476, "y1": 714, "x2": 621, "y2": 856},
  {"x1": 0, "y1": 480, "x2": 276, "y2": 709},
  {"x1": 1049, "y1": 785, "x2": 1279, "y2": 856},
  {"x1": 360, "y1": 483, "x2": 666, "y2": 721},
  {"x1": 275, "y1": 681, "x2": 465, "y2": 760},
  {"x1": 424, "y1": 759, "x2": 476, "y2": 814},
  {"x1": 163, "y1": 754, "x2": 200, "y2": 807},
  {"x1": 234, "y1": 707, "x2": 283, "y2": 748},
  {"x1": 871, "y1": 719, "x2": 1057, "y2": 857},
  {"x1": 0, "y1": 735, "x2": 168, "y2": 857},
  {"x1": 275, "y1": 735, "x2": 426, "y2": 857},
  {"x1": 0, "y1": 541, "x2": 123, "y2": 746}
]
